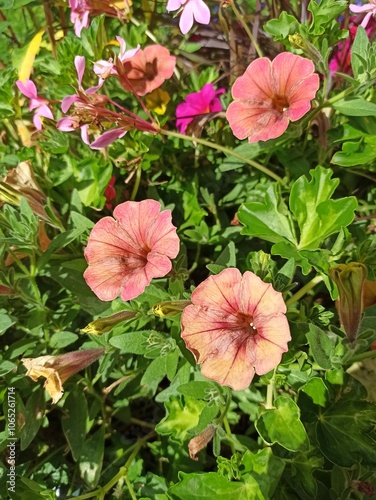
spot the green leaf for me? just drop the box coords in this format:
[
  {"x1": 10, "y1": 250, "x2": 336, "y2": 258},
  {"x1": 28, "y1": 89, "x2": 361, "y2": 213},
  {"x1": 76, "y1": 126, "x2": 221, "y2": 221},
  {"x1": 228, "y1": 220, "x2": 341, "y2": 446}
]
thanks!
[
  {"x1": 79, "y1": 426, "x2": 105, "y2": 488},
  {"x1": 109, "y1": 331, "x2": 148, "y2": 354},
  {"x1": 0, "y1": 310, "x2": 15, "y2": 335},
  {"x1": 290, "y1": 451, "x2": 324, "y2": 499},
  {"x1": 306, "y1": 324, "x2": 333, "y2": 369},
  {"x1": 177, "y1": 381, "x2": 217, "y2": 399},
  {"x1": 62, "y1": 390, "x2": 88, "y2": 461},
  {"x1": 20, "y1": 389, "x2": 46, "y2": 450},
  {"x1": 241, "y1": 448, "x2": 285, "y2": 498},
  {"x1": 49, "y1": 331, "x2": 78, "y2": 349},
  {"x1": 308, "y1": 0, "x2": 347, "y2": 35},
  {"x1": 156, "y1": 396, "x2": 206, "y2": 443},
  {"x1": 333, "y1": 98, "x2": 376, "y2": 116},
  {"x1": 239, "y1": 184, "x2": 297, "y2": 245},
  {"x1": 290, "y1": 166, "x2": 357, "y2": 249},
  {"x1": 263, "y1": 11, "x2": 299, "y2": 41},
  {"x1": 301, "y1": 378, "x2": 329, "y2": 407},
  {"x1": 255, "y1": 396, "x2": 309, "y2": 451},
  {"x1": 0, "y1": 360, "x2": 16, "y2": 376},
  {"x1": 351, "y1": 26, "x2": 370, "y2": 79},
  {"x1": 315, "y1": 400, "x2": 376, "y2": 467},
  {"x1": 331, "y1": 136, "x2": 376, "y2": 166},
  {"x1": 141, "y1": 356, "x2": 167, "y2": 388},
  {"x1": 168, "y1": 471, "x2": 253, "y2": 500}
]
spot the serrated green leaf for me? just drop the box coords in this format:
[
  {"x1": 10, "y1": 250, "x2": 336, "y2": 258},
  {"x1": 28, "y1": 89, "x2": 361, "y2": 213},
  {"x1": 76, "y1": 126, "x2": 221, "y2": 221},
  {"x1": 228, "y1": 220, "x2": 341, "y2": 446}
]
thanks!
[
  {"x1": 315, "y1": 400, "x2": 376, "y2": 467},
  {"x1": 255, "y1": 396, "x2": 309, "y2": 451},
  {"x1": 239, "y1": 184, "x2": 297, "y2": 245}
]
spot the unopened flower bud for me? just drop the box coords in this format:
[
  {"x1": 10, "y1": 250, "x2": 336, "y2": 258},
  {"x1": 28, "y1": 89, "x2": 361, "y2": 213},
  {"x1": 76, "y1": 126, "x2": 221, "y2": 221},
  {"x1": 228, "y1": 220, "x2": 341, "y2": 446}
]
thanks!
[
  {"x1": 81, "y1": 310, "x2": 138, "y2": 335},
  {"x1": 152, "y1": 300, "x2": 192, "y2": 318},
  {"x1": 330, "y1": 262, "x2": 368, "y2": 342},
  {"x1": 288, "y1": 33, "x2": 324, "y2": 69}
]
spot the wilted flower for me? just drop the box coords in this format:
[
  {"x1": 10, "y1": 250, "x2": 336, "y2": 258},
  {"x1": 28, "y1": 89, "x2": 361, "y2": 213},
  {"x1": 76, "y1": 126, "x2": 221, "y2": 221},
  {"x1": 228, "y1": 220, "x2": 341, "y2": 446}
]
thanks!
[
  {"x1": 181, "y1": 268, "x2": 291, "y2": 391},
  {"x1": 116, "y1": 45, "x2": 176, "y2": 96},
  {"x1": 167, "y1": 0, "x2": 210, "y2": 35},
  {"x1": 226, "y1": 52, "x2": 320, "y2": 143},
  {"x1": 16, "y1": 80, "x2": 54, "y2": 130},
  {"x1": 176, "y1": 83, "x2": 224, "y2": 134},
  {"x1": 188, "y1": 425, "x2": 216, "y2": 460},
  {"x1": 349, "y1": 0, "x2": 376, "y2": 28},
  {"x1": 84, "y1": 200, "x2": 180, "y2": 301},
  {"x1": 21, "y1": 348, "x2": 105, "y2": 403}
]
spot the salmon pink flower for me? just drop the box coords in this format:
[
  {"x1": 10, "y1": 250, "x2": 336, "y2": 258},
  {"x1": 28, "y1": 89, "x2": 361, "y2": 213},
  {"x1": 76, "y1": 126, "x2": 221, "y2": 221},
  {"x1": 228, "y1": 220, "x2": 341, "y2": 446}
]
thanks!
[
  {"x1": 93, "y1": 36, "x2": 140, "y2": 83},
  {"x1": 84, "y1": 200, "x2": 180, "y2": 301},
  {"x1": 350, "y1": 0, "x2": 376, "y2": 28},
  {"x1": 16, "y1": 80, "x2": 54, "y2": 130},
  {"x1": 116, "y1": 45, "x2": 176, "y2": 96},
  {"x1": 226, "y1": 52, "x2": 320, "y2": 143},
  {"x1": 181, "y1": 268, "x2": 291, "y2": 391},
  {"x1": 176, "y1": 83, "x2": 224, "y2": 134},
  {"x1": 167, "y1": 0, "x2": 210, "y2": 34}
]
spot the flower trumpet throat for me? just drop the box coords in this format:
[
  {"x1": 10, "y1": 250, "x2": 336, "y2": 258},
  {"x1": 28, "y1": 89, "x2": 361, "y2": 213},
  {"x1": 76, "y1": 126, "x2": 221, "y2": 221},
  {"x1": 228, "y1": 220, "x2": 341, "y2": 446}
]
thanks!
[{"x1": 330, "y1": 262, "x2": 368, "y2": 342}]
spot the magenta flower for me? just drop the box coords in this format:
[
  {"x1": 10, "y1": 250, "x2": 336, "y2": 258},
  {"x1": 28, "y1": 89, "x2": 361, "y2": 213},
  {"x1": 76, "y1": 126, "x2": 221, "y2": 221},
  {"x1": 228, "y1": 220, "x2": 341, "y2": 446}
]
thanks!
[
  {"x1": 181, "y1": 268, "x2": 291, "y2": 391},
  {"x1": 349, "y1": 0, "x2": 376, "y2": 28},
  {"x1": 84, "y1": 200, "x2": 180, "y2": 301},
  {"x1": 226, "y1": 52, "x2": 320, "y2": 143},
  {"x1": 69, "y1": 0, "x2": 90, "y2": 37},
  {"x1": 16, "y1": 80, "x2": 54, "y2": 130},
  {"x1": 167, "y1": 0, "x2": 210, "y2": 34},
  {"x1": 176, "y1": 83, "x2": 224, "y2": 134}
]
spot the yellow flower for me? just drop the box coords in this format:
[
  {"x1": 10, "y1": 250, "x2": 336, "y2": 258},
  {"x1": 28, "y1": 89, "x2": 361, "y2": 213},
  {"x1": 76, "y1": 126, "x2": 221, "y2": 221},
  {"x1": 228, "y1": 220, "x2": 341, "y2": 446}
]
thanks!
[
  {"x1": 145, "y1": 89, "x2": 171, "y2": 115},
  {"x1": 21, "y1": 349, "x2": 104, "y2": 403}
]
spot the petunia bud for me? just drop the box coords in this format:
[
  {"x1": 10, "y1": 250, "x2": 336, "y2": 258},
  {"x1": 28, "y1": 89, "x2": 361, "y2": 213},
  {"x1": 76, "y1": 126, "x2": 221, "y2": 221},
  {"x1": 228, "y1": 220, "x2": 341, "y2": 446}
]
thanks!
[
  {"x1": 288, "y1": 33, "x2": 325, "y2": 70},
  {"x1": 152, "y1": 300, "x2": 192, "y2": 318},
  {"x1": 21, "y1": 348, "x2": 105, "y2": 403},
  {"x1": 329, "y1": 262, "x2": 368, "y2": 342},
  {"x1": 81, "y1": 310, "x2": 138, "y2": 335},
  {"x1": 188, "y1": 425, "x2": 217, "y2": 460}
]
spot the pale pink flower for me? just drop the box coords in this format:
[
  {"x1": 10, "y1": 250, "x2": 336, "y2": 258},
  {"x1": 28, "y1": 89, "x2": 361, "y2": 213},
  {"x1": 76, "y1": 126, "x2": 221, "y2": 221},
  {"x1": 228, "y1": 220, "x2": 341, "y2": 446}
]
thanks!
[
  {"x1": 181, "y1": 268, "x2": 291, "y2": 391},
  {"x1": 176, "y1": 83, "x2": 224, "y2": 134},
  {"x1": 69, "y1": 0, "x2": 90, "y2": 37},
  {"x1": 167, "y1": 0, "x2": 210, "y2": 34},
  {"x1": 117, "y1": 45, "x2": 176, "y2": 96},
  {"x1": 84, "y1": 200, "x2": 180, "y2": 301},
  {"x1": 16, "y1": 80, "x2": 54, "y2": 130},
  {"x1": 94, "y1": 36, "x2": 140, "y2": 83},
  {"x1": 349, "y1": 0, "x2": 376, "y2": 28},
  {"x1": 226, "y1": 52, "x2": 320, "y2": 143}
]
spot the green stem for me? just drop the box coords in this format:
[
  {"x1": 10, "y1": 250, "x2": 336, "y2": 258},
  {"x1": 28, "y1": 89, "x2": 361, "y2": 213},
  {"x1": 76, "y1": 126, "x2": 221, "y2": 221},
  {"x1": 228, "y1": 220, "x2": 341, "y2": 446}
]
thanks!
[
  {"x1": 346, "y1": 349, "x2": 376, "y2": 365},
  {"x1": 223, "y1": 416, "x2": 236, "y2": 455},
  {"x1": 286, "y1": 275, "x2": 323, "y2": 307},
  {"x1": 159, "y1": 129, "x2": 282, "y2": 182},
  {"x1": 265, "y1": 374, "x2": 275, "y2": 409},
  {"x1": 130, "y1": 163, "x2": 142, "y2": 200},
  {"x1": 229, "y1": 0, "x2": 263, "y2": 58}
]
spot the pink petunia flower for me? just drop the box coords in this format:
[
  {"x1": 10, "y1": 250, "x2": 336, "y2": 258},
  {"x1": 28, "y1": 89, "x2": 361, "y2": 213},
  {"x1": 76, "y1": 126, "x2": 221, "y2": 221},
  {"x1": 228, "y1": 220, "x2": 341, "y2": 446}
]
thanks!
[
  {"x1": 69, "y1": 0, "x2": 90, "y2": 37},
  {"x1": 84, "y1": 200, "x2": 180, "y2": 301},
  {"x1": 226, "y1": 52, "x2": 320, "y2": 143},
  {"x1": 167, "y1": 0, "x2": 210, "y2": 35},
  {"x1": 16, "y1": 80, "x2": 54, "y2": 130},
  {"x1": 349, "y1": 0, "x2": 376, "y2": 28},
  {"x1": 176, "y1": 83, "x2": 224, "y2": 134},
  {"x1": 181, "y1": 268, "x2": 291, "y2": 391},
  {"x1": 117, "y1": 45, "x2": 176, "y2": 96}
]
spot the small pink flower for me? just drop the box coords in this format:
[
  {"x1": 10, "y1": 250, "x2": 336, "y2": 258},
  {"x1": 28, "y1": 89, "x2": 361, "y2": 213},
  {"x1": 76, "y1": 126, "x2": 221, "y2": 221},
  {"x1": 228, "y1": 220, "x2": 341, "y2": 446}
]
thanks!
[
  {"x1": 167, "y1": 0, "x2": 210, "y2": 34},
  {"x1": 181, "y1": 268, "x2": 291, "y2": 391},
  {"x1": 176, "y1": 83, "x2": 224, "y2": 134},
  {"x1": 118, "y1": 45, "x2": 176, "y2": 96},
  {"x1": 16, "y1": 80, "x2": 54, "y2": 130},
  {"x1": 94, "y1": 36, "x2": 140, "y2": 82},
  {"x1": 84, "y1": 200, "x2": 180, "y2": 301},
  {"x1": 226, "y1": 52, "x2": 320, "y2": 143},
  {"x1": 349, "y1": 0, "x2": 376, "y2": 28},
  {"x1": 69, "y1": 0, "x2": 90, "y2": 37}
]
